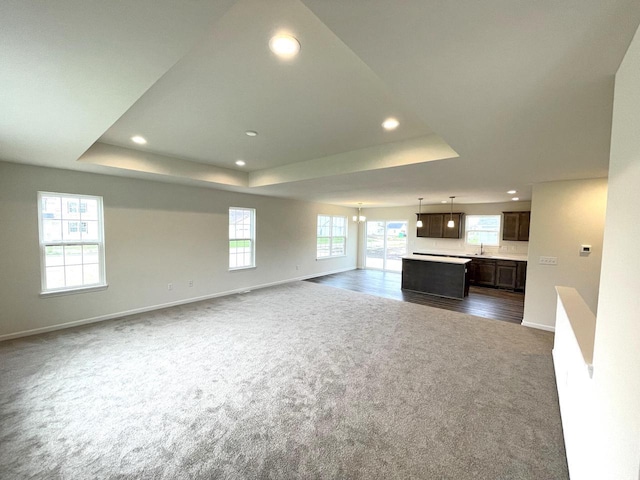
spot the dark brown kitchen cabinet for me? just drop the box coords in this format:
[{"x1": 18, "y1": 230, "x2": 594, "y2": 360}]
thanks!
[
  {"x1": 467, "y1": 258, "x2": 526, "y2": 291},
  {"x1": 502, "y1": 211, "x2": 530, "y2": 241},
  {"x1": 427, "y1": 214, "x2": 444, "y2": 238},
  {"x1": 516, "y1": 261, "x2": 527, "y2": 290},
  {"x1": 474, "y1": 259, "x2": 496, "y2": 286},
  {"x1": 417, "y1": 213, "x2": 464, "y2": 239},
  {"x1": 443, "y1": 213, "x2": 463, "y2": 239},
  {"x1": 496, "y1": 261, "x2": 517, "y2": 289},
  {"x1": 467, "y1": 260, "x2": 476, "y2": 282}
]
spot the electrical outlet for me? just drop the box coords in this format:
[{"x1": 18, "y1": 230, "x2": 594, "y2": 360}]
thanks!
[
  {"x1": 539, "y1": 256, "x2": 558, "y2": 265},
  {"x1": 188, "y1": 280, "x2": 193, "y2": 287},
  {"x1": 168, "y1": 283, "x2": 173, "y2": 290}
]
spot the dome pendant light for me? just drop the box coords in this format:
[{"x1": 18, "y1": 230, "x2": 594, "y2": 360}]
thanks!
[
  {"x1": 416, "y1": 198, "x2": 424, "y2": 228},
  {"x1": 353, "y1": 203, "x2": 366, "y2": 223},
  {"x1": 447, "y1": 196, "x2": 456, "y2": 228}
]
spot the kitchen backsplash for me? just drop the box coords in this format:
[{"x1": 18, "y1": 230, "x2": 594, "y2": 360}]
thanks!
[{"x1": 412, "y1": 237, "x2": 529, "y2": 256}]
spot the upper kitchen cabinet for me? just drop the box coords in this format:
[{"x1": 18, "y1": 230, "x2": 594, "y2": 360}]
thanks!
[
  {"x1": 417, "y1": 213, "x2": 464, "y2": 239},
  {"x1": 427, "y1": 213, "x2": 444, "y2": 237},
  {"x1": 443, "y1": 213, "x2": 463, "y2": 239},
  {"x1": 502, "y1": 211, "x2": 530, "y2": 241}
]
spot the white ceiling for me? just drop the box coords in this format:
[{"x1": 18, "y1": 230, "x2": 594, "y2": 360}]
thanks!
[{"x1": 2, "y1": 0, "x2": 639, "y2": 208}]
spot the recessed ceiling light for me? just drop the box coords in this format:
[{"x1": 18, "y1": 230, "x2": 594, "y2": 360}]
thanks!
[
  {"x1": 235, "y1": 160, "x2": 246, "y2": 166},
  {"x1": 131, "y1": 135, "x2": 147, "y2": 145},
  {"x1": 269, "y1": 34, "x2": 300, "y2": 59},
  {"x1": 512, "y1": 197, "x2": 520, "y2": 201},
  {"x1": 245, "y1": 130, "x2": 258, "y2": 137},
  {"x1": 382, "y1": 118, "x2": 399, "y2": 130},
  {"x1": 441, "y1": 200, "x2": 448, "y2": 204},
  {"x1": 507, "y1": 190, "x2": 517, "y2": 194}
]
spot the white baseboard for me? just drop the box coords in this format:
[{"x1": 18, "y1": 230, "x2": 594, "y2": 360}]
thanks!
[
  {"x1": 522, "y1": 321, "x2": 556, "y2": 332},
  {"x1": 0, "y1": 266, "x2": 356, "y2": 342}
]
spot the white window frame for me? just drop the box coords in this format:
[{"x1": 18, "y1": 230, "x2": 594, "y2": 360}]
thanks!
[
  {"x1": 317, "y1": 214, "x2": 347, "y2": 259},
  {"x1": 229, "y1": 207, "x2": 256, "y2": 270},
  {"x1": 37, "y1": 191, "x2": 107, "y2": 296},
  {"x1": 464, "y1": 214, "x2": 501, "y2": 246}
]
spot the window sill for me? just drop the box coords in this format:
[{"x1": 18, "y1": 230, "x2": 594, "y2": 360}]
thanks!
[
  {"x1": 229, "y1": 266, "x2": 256, "y2": 272},
  {"x1": 40, "y1": 284, "x2": 108, "y2": 298}
]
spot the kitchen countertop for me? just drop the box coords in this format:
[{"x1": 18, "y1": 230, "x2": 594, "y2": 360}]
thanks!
[
  {"x1": 412, "y1": 250, "x2": 528, "y2": 262},
  {"x1": 403, "y1": 254, "x2": 472, "y2": 264}
]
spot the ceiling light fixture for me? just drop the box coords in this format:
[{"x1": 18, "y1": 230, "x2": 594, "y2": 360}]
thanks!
[
  {"x1": 269, "y1": 34, "x2": 300, "y2": 59},
  {"x1": 441, "y1": 200, "x2": 448, "y2": 204},
  {"x1": 416, "y1": 198, "x2": 424, "y2": 228},
  {"x1": 131, "y1": 135, "x2": 147, "y2": 145},
  {"x1": 235, "y1": 160, "x2": 246, "y2": 166},
  {"x1": 447, "y1": 196, "x2": 456, "y2": 228},
  {"x1": 382, "y1": 118, "x2": 399, "y2": 130},
  {"x1": 512, "y1": 197, "x2": 520, "y2": 201},
  {"x1": 245, "y1": 130, "x2": 258, "y2": 137},
  {"x1": 353, "y1": 203, "x2": 366, "y2": 223},
  {"x1": 507, "y1": 190, "x2": 517, "y2": 194}
]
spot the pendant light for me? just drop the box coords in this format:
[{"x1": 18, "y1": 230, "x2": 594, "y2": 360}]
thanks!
[
  {"x1": 447, "y1": 196, "x2": 455, "y2": 228},
  {"x1": 416, "y1": 198, "x2": 424, "y2": 228},
  {"x1": 353, "y1": 203, "x2": 366, "y2": 223}
]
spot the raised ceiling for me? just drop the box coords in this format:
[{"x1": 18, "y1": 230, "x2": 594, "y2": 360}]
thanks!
[
  {"x1": 98, "y1": 0, "x2": 435, "y2": 171},
  {"x1": 2, "y1": 0, "x2": 639, "y2": 207}
]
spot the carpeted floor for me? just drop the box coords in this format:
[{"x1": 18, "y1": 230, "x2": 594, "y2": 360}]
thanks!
[{"x1": 0, "y1": 282, "x2": 568, "y2": 479}]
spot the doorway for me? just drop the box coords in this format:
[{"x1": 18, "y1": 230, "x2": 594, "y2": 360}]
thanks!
[{"x1": 365, "y1": 220, "x2": 408, "y2": 272}]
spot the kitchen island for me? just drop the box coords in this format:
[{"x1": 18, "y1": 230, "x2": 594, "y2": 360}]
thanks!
[
  {"x1": 402, "y1": 255, "x2": 472, "y2": 300},
  {"x1": 412, "y1": 250, "x2": 528, "y2": 291}
]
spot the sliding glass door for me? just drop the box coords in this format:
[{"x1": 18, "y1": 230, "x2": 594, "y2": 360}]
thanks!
[{"x1": 365, "y1": 220, "x2": 408, "y2": 271}]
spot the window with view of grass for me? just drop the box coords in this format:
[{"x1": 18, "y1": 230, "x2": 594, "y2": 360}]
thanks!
[
  {"x1": 317, "y1": 215, "x2": 347, "y2": 258},
  {"x1": 465, "y1": 215, "x2": 501, "y2": 246},
  {"x1": 229, "y1": 207, "x2": 255, "y2": 269},
  {"x1": 38, "y1": 192, "x2": 106, "y2": 294}
]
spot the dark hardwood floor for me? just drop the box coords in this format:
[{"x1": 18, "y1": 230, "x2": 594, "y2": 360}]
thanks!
[{"x1": 305, "y1": 269, "x2": 525, "y2": 324}]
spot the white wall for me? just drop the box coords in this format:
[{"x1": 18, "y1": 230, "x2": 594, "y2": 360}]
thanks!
[
  {"x1": 0, "y1": 161, "x2": 357, "y2": 339},
  {"x1": 552, "y1": 287, "x2": 597, "y2": 479},
  {"x1": 361, "y1": 202, "x2": 531, "y2": 267},
  {"x1": 587, "y1": 24, "x2": 640, "y2": 478},
  {"x1": 522, "y1": 178, "x2": 607, "y2": 331}
]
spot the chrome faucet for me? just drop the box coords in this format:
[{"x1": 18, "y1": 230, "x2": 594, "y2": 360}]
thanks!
[{"x1": 479, "y1": 243, "x2": 484, "y2": 255}]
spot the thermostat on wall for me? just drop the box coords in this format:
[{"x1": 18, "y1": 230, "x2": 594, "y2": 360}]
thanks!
[{"x1": 580, "y1": 245, "x2": 592, "y2": 254}]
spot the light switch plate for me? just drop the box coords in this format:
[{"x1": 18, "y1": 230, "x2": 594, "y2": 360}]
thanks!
[{"x1": 539, "y1": 256, "x2": 558, "y2": 265}]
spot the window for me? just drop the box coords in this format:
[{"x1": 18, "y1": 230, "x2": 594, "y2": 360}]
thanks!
[
  {"x1": 229, "y1": 207, "x2": 255, "y2": 269},
  {"x1": 465, "y1": 215, "x2": 501, "y2": 246},
  {"x1": 317, "y1": 215, "x2": 347, "y2": 258},
  {"x1": 67, "y1": 221, "x2": 88, "y2": 234},
  {"x1": 38, "y1": 192, "x2": 106, "y2": 294}
]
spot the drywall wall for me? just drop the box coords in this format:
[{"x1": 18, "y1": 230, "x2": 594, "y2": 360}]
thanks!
[
  {"x1": 0, "y1": 161, "x2": 357, "y2": 339},
  {"x1": 587, "y1": 25, "x2": 640, "y2": 478},
  {"x1": 360, "y1": 202, "x2": 531, "y2": 268},
  {"x1": 522, "y1": 178, "x2": 607, "y2": 331}
]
